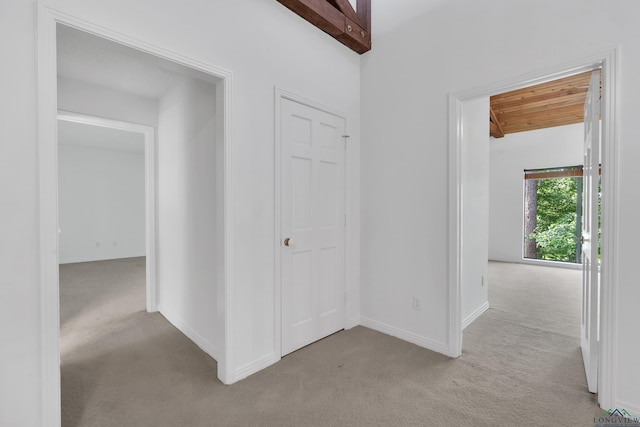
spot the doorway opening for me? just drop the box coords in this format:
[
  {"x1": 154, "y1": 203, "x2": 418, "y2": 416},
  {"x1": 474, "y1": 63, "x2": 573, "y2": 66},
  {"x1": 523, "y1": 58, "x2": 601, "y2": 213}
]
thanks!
[
  {"x1": 450, "y1": 50, "x2": 619, "y2": 410},
  {"x1": 57, "y1": 113, "x2": 156, "y2": 310},
  {"x1": 39, "y1": 10, "x2": 234, "y2": 424}
]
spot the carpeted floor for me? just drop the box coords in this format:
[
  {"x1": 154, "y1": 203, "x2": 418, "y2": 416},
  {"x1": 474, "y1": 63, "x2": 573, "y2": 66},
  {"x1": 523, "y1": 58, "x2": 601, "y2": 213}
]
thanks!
[{"x1": 60, "y1": 259, "x2": 601, "y2": 426}]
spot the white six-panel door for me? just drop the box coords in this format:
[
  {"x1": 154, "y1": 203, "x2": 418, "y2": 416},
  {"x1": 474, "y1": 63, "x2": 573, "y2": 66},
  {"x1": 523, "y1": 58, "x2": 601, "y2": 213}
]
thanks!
[
  {"x1": 581, "y1": 69, "x2": 601, "y2": 394},
  {"x1": 281, "y1": 98, "x2": 346, "y2": 356}
]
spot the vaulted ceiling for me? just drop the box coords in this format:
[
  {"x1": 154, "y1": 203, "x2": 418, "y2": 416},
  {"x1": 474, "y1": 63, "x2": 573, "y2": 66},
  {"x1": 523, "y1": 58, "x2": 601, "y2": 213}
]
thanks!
[{"x1": 490, "y1": 71, "x2": 597, "y2": 138}]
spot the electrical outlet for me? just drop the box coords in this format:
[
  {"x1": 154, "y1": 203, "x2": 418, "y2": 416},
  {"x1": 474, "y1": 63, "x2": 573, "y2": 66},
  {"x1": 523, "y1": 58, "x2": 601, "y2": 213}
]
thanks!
[
  {"x1": 412, "y1": 296, "x2": 421, "y2": 311},
  {"x1": 96, "y1": 242, "x2": 101, "y2": 248}
]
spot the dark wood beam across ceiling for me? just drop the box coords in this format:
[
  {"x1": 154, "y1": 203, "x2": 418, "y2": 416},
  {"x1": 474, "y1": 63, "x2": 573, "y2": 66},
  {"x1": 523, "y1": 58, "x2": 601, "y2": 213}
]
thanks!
[{"x1": 277, "y1": 0, "x2": 371, "y2": 54}]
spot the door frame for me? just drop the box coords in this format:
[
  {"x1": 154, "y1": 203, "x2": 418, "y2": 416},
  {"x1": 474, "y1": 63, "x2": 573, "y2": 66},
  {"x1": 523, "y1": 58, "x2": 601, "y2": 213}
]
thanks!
[
  {"x1": 57, "y1": 111, "x2": 157, "y2": 312},
  {"x1": 274, "y1": 88, "x2": 351, "y2": 357},
  {"x1": 447, "y1": 48, "x2": 619, "y2": 409},
  {"x1": 38, "y1": 6, "x2": 235, "y2": 425}
]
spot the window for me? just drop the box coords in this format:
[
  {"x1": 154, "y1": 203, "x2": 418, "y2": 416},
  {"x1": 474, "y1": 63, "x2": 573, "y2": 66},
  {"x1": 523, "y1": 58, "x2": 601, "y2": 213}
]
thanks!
[{"x1": 523, "y1": 166, "x2": 583, "y2": 263}]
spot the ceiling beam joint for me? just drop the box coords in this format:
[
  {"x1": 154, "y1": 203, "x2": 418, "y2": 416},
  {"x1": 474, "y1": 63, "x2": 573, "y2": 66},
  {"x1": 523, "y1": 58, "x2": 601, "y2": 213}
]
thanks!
[
  {"x1": 277, "y1": 0, "x2": 371, "y2": 54},
  {"x1": 490, "y1": 106, "x2": 505, "y2": 138}
]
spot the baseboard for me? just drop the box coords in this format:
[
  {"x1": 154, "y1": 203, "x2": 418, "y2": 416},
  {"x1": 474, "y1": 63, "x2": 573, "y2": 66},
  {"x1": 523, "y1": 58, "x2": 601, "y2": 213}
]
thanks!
[
  {"x1": 345, "y1": 315, "x2": 361, "y2": 329},
  {"x1": 462, "y1": 301, "x2": 490, "y2": 330},
  {"x1": 615, "y1": 400, "x2": 640, "y2": 419},
  {"x1": 234, "y1": 352, "x2": 281, "y2": 383},
  {"x1": 158, "y1": 305, "x2": 219, "y2": 361},
  {"x1": 360, "y1": 317, "x2": 450, "y2": 356},
  {"x1": 59, "y1": 254, "x2": 146, "y2": 265}
]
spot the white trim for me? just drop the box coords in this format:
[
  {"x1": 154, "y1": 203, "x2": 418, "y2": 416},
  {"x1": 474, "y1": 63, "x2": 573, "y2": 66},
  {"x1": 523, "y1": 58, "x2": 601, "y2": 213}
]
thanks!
[
  {"x1": 274, "y1": 88, "x2": 352, "y2": 361},
  {"x1": 448, "y1": 48, "x2": 620, "y2": 409},
  {"x1": 218, "y1": 73, "x2": 236, "y2": 385},
  {"x1": 360, "y1": 317, "x2": 450, "y2": 356},
  {"x1": 616, "y1": 401, "x2": 640, "y2": 420},
  {"x1": 234, "y1": 352, "x2": 281, "y2": 383},
  {"x1": 37, "y1": 6, "x2": 61, "y2": 425},
  {"x1": 273, "y1": 88, "x2": 283, "y2": 363},
  {"x1": 56, "y1": 111, "x2": 158, "y2": 313},
  {"x1": 462, "y1": 301, "x2": 490, "y2": 330},
  {"x1": 447, "y1": 93, "x2": 463, "y2": 359},
  {"x1": 514, "y1": 259, "x2": 582, "y2": 270},
  {"x1": 598, "y1": 47, "x2": 620, "y2": 411},
  {"x1": 345, "y1": 316, "x2": 361, "y2": 329},
  {"x1": 38, "y1": 7, "x2": 235, "y2": 425},
  {"x1": 157, "y1": 306, "x2": 218, "y2": 360}
]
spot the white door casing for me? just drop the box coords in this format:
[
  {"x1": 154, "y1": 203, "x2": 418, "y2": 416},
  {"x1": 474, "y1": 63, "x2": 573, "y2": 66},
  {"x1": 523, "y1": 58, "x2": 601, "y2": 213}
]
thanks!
[
  {"x1": 280, "y1": 98, "x2": 346, "y2": 356},
  {"x1": 581, "y1": 69, "x2": 601, "y2": 394}
]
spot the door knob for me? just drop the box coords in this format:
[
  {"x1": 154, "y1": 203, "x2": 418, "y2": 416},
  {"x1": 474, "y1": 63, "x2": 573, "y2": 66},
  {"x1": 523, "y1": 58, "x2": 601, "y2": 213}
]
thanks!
[{"x1": 284, "y1": 237, "x2": 293, "y2": 247}]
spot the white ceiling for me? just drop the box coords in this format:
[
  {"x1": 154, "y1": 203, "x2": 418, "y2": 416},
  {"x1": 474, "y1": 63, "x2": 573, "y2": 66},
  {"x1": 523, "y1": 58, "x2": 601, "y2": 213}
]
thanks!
[
  {"x1": 56, "y1": 24, "x2": 219, "y2": 100},
  {"x1": 58, "y1": 120, "x2": 145, "y2": 153}
]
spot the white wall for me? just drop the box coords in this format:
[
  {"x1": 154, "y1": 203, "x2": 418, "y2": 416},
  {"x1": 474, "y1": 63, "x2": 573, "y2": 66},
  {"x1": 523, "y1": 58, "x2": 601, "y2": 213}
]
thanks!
[
  {"x1": 0, "y1": 2, "x2": 39, "y2": 426},
  {"x1": 489, "y1": 124, "x2": 583, "y2": 263},
  {"x1": 58, "y1": 142, "x2": 145, "y2": 263},
  {"x1": 1, "y1": 0, "x2": 361, "y2": 421},
  {"x1": 361, "y1": 0, "x2": 640, "y2": 413},
  {"x1": 58, "y1": 76, "x2": 158, "y2": 127},
  {"x1": 461, "y1": 98, "x2": 489, "y2": 328},
  {"x1": 156, "y1": 76, "x2": 219, "y2": 357}
]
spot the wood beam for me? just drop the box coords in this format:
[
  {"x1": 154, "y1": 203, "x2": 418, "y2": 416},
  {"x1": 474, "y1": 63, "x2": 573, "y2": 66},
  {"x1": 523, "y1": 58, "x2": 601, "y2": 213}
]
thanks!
[
  {"x1": 277, "y1": 0, "x2": 371, "y2": 54},
  {"x1": 357, "y1": 0, "x2": 371, "y2": 32},
  {"x1": 489, "y1": 106, "x2": 505, "y2": 138},
  {"x1": 327, "y1": 0, "x2": 360, "y2": 25}
]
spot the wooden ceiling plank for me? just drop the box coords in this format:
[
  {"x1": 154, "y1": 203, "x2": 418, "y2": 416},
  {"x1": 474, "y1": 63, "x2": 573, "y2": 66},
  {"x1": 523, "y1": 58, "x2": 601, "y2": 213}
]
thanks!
[
  {"x1": 492, "y1": 88, "x2": 588, "y2": 110},
  {"x1": 492, "y1": 80, "x2": 589, "y2": 102},
  {"x1": 488, "y1": 70, "x2": 604, "y2": 137},
  {"x1": 490, "y1": 72, "x2": 593, "y2": 103},
  {"x1": 496, "y1": 96, "x2": 587, "y2": 116},
  {"x1": 501, "y1": 104, "x2": 586, "y2": 122}
]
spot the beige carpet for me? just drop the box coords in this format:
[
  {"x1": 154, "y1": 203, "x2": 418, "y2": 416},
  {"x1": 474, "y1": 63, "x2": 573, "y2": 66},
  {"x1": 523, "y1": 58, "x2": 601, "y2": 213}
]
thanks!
[{"x1": 60, "y1": 259, "x2": 601, "y2": 426}]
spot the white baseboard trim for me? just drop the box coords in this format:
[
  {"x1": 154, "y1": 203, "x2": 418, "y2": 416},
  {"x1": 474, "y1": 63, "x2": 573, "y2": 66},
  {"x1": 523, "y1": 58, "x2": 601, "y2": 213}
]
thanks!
[
  {"x1": 360, "y1": 316, "x2": 450, "y2": 356},
  {"x1": 234, "y1": 352, "x2": 281, "y2": 383},
  {"x1": 615, "y1": 400, "x2": 640, "y2": 419},
  {"x1": 158, "y1": 305, "x2": 219, "y2": 361},
  {"x1": 462, "y1": 301, "x2": 490, "y2": 330},
  {"x1": 345, "y1": 316, "x2": 361, "y2": 329}
]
